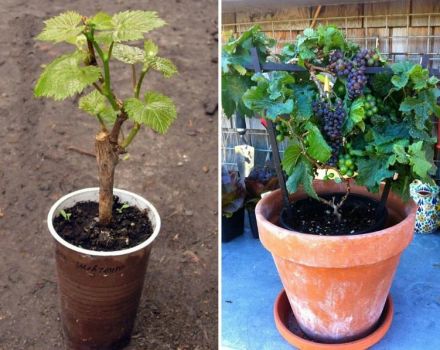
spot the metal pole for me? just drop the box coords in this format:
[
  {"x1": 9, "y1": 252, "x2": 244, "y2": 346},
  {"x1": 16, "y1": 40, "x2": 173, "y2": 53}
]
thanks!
[{"x1": 250, "y1": 47, "x2": 290, "y2": 208}]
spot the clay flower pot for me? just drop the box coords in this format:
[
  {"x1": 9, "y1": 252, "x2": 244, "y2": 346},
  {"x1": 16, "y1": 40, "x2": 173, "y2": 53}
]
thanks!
[
  {"x1": 47, "y1": 188, "x2": 161, "y2": 350},
  {"x1": 255, "y1": 180, "x2": 417, "y2": 344}
]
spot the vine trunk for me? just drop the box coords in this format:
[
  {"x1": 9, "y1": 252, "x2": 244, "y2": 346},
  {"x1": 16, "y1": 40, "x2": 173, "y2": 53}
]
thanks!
[{"x1": 95, "y1": 131, "x2": 119, "y2": 224}]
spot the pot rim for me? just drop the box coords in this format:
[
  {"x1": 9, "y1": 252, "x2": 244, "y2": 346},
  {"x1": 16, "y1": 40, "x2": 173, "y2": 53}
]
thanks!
[
  {"x1": 256, "y1": 188, "x2": 417, "y2": 242},
  {"x1": 255, "y1": 183, "x2": 417, "y2": 267},
  {"x1": 47, "y1": 187, "x2": 161, "y2": 257}
]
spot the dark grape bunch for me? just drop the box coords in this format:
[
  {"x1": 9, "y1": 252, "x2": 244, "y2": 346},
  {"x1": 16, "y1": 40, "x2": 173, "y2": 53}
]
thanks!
[
  {"x1": 312, "y1": 98, "x2": 346, "y2": 166},
  {"x1": 347, "y1": 66, "x2": 367, "y2": 99},
  {"x1": 328, "y1": 50, "x2": 352, "y2": 77},
  {"x1": 347, "y1": 49, "x2": 381, "y2": 99}
]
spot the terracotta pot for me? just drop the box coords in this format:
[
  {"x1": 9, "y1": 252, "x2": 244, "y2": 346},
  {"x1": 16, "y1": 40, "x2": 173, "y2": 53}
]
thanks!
[
  {"x1": 47, "y1": 188, "x2": 161, "y2": 350},
  {"x1": 255, "y1": 180, "x2": 417, "y2": 343}
]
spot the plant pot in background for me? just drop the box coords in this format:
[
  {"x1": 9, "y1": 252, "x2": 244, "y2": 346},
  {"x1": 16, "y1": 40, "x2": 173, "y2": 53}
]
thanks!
[
  {"x1": 48, "y1": 188, "x2": 161, "y2": 350},
  {"x1": 255, "y1": 181, "x2": 417, "y2": 344},
  {"x1": 222, "y1": 207, "x2": 245, "y2": 243},
  {"x1": 246, "y1": 206, "x2": 259, "y2": 239}
]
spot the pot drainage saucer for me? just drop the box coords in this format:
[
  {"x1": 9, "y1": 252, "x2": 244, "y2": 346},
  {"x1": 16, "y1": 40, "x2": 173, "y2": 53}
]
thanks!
[{"x1": 274, "y1": 290, "x2": 393, "y2": 350}]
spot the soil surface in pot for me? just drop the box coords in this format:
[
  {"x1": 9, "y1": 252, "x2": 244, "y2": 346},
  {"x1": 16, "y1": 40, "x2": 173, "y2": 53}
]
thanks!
[
  {"x1": 53, "y1": 196, "x2": 153, "y2": 251},
  {"x1": 282, "y1": 193, "x2": 385, "y2": 235}
]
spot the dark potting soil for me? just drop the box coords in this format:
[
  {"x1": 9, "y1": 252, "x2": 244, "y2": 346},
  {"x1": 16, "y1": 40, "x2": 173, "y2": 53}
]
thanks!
[
  {"x1": 281, "y1": 193, "x2": 385, "y2": 236},
  {"x1": 53, "y1": 196, "x2": 153, "y2": 251}
]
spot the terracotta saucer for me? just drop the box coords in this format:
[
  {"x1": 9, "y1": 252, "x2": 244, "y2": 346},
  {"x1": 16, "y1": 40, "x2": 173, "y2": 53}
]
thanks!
[{"x1": 274, "y1": 290, "x2": 393, "y2": 350}]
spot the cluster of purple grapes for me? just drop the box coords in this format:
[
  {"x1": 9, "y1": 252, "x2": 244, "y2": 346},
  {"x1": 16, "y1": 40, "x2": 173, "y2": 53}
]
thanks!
[
  {"x1": 346, "y1": 49, "x2": 381, "y2": 99},
  {"x1": 347, "y1": 66, "x2": 367, "y2": 99},
  {"x1": 328, "y1": 50, "x2": 352, "y2": 77},
  {"x1": 312, "y1": 99, "x2": 346, "y2": 165},
  {"x1": 354, "y1": 49, "x2": 381, "y2": 67}
]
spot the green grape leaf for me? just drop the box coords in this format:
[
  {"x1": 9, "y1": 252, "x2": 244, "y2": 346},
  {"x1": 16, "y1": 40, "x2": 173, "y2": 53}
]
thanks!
[
  {"x1": 356, "y1": 156, "x2": 394, "y2": 190},
  {"x1": 292, "y1": 85, "x2": 314, "y2": 121},
  {"x1": 391, "y1": 140, "x2": 410, "y2": 165},
  {"x1": 111, "y1": 11, "x2": 166, "y2": 42},
  {"x1": 349, "y1": 98, "x2": 365, "y2": 124},
  {"x1": 408, "y1": 141, "x2": 432, "y2": 179},
  {"x1": 409, "y1": 65, "x2": 429, "y2": 90},
  {"x1": 242, "y1": 73, "x2": 294, "y2": 120},
  {"x1": 144, "y1": 40, "x2": 158, "y2": 57},
  {"x1": 286, "y1": 157, "x2": 318, "y2": 199},
  {"x1": 243, "y1": 85, "x2": 293, "y2": 120},
  {"x1": 34, "y1": 51, "x2": 101, "y2": 100},
  {"x1": 112, "y1": 43, "x2": 145, "y2": 64},
  {"x1": 78, "y1": 90, "x2": 117, "y2": 124},
  {"x1": 282, "y1": 140, "x2": 302, "y2": 175},
  {"x1": 36, "y1": 11, "x2": 84, "y2": 44},
  {"x1": 146, "y1": 57, "x2": 178, "y2": 78},
  {"x1": 221, "y1": 73, "x2": 253, "y2": 118},
  {"x1": 124, "y1": 92, "x2": 176, "y2": 134},
  {"x1": 390, "y1": 61, "x2": 415, "y2": 90},
  {"x1": 400, "y1": 96, "x2": 434, "y2": 129},
  {"x1": 89, "y1": 12, "x2": 113, "y2": 30},
  {"x1": 305, "y1": 123, "x2": 332, "y2": 163},
  {"x1": 267, "y1": 72, "x2": 295, "y2": 100},
  {"x1": 316, "y1": 25, "x2": 345, "y2": 54}
]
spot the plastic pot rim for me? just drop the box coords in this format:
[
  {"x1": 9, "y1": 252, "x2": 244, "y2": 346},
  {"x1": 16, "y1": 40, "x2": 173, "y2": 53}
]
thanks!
[{"x1": 47, "y1": 187, "x2": 161, "y2": 257}]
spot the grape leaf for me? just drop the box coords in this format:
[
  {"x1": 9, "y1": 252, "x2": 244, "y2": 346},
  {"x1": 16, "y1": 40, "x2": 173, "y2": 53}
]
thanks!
[
  {"x1": 409, "y1": 65, "x2": 429, "y2": 90},
  {"x1": 146, "y1": 57, "x2": 178, "y2": 78},
  {"x1": 34, "y1": 51, "x2": 101, "y2": 100},
  {"x1": 124, "y1": 92, "x2": 176, "y2": 134},
  {"x1": 282, "y1": 140, "x2": 302, "y2": 175},
  {"x1": 356, "y1": 156, "x2": 394, "y2": 190},
  {"x1": 286, "y1": 157, "x2": 318, "y2": 199},
  {"x1": 78, "y1": 90, "x2": 117, "y2": 124},
  {"x1": 408, "y1": 141, "x2": 432, "y2": 179},
  {"x1": 292, "y1": 85, "x2": 314, "y2": 121},
  {"x1": 305, "y1": 123, "x2": 332, "y2": 163},
  {"x1": 221, "y1": 73, "x2": 253, "y2": 118},
  {"x1": 242, "y1": 84, "x2": 294, "y2": 120},
  {"x1": 390, "y1": 61, "x2": 415, "y2": 90},
  {"x1": 268, "y1": 72, "x2": 295, "y2": 100},
  {"x1": 112, "y1": 11, "x2": 166, "y2": 42},
  {"x1": 400, "y1": 95, "x2": 434, "y2": 129},
  {"x1": 112, "y1": 43, "x2": 145, "y2": 64},
  {"x1": 242, "y1": 73, "x2": 294, "y2": 119},
  {"x1": 144, "y1": 40, "x2": 159, "y2": 57},
  {"x1": 349, "y1": 98, "x2": 365, "y2": 124},
  {"x1": 317, "y1": 25, "x2": 346, "y2": 54},
  {"x1": 36, "y1": 11, "x2": 84, "y2": 44},
  {"x1": 89, "y1": 12, "x2": 113, "y2": 30}
]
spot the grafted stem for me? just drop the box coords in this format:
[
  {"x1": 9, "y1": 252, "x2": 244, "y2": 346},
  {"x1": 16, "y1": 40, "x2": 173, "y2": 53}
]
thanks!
[
  {"x1": 95, "y1": 131, "x2": 119, "y2": 225},
  {"x1": 317, "y1": 179, "x2": 351, "y2": 221}
]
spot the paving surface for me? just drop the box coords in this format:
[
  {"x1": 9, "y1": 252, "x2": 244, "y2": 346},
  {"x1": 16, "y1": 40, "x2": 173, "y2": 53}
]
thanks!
[{"x1": 221, "y1": 220, "x2": 440, "y2": 350}]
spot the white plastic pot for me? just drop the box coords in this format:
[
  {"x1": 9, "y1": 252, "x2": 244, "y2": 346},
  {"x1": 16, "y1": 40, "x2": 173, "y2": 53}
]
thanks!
[{"x1": 47, "y1": 187, "x2": 161, "y2": 350}]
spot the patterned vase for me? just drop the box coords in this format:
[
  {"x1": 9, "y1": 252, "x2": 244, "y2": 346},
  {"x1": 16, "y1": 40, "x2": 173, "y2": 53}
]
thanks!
[{"x1": 409, "y1": 180, "x2": 439, "y2": 234}]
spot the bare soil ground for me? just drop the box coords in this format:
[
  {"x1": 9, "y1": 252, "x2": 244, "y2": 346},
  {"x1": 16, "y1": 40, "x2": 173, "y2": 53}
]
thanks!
[{"x1": 0, "y1": 0, "x2": 218, "y2": 349}]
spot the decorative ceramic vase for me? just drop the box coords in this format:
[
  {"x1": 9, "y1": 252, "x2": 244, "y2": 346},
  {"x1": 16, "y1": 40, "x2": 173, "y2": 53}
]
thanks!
[{"x1": 409, "y1": 180, "x2": 439, "y2": 234}]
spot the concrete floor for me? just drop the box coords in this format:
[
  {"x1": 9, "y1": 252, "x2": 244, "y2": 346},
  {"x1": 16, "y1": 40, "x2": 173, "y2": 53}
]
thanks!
[{"x1": 221, "y1": 221, "x2": 440, "y2": 349}]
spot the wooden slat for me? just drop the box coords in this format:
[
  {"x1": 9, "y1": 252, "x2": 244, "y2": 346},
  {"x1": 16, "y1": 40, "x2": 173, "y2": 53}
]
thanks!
[
  {"x1": 235, "y1": 7, "x2": 311, "y2": 31},
  {"x1": 363, "y1": 0, "x2": 410, "y2": 27},
  {"x1": 412, "y1": 0, "x2": 440, "y2": 26},
  {"x1": 391, "y1": 27, "x2": 428, "y2": 55},
  {"x1": 317, "y1": 4, "x2": 363, "y2": 29}
]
